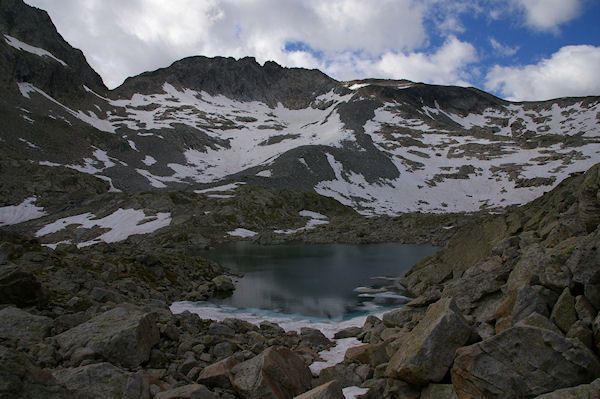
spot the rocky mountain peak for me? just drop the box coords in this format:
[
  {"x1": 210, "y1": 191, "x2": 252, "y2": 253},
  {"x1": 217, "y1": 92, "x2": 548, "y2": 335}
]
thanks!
[
  {"x1": 112, "y1": 55, "x2": 340, "y2": 109},
  {"x1": 0, "y1": 0, "x2": 106, "y2": 100}
]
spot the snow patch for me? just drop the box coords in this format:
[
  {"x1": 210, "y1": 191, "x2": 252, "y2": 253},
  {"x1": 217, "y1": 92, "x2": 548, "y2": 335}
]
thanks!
[
  {"x1": 195, "y1": 182, "x2": 245, "y2": 194},
  {"x1": 142, "y1": 155, "x2": 157, "y2": 166},
  {"x1": 275, "y1": 210, "x2": 329, "y2": 234},
  {"x1": 0, "y1": 197, "x2": 46, "y2": 226},
  {"x1": 4, "y1": 34, "x2": 67, "y2": 66},
  {"x1": 227, "y1": 228, "x2": 258, "y2": 238},
  {"x1": 343, "y1": 386, "x2": 370, "y2": 398},
  {"x1": 348, "y1": 83, "x2": 370, "y2": 90},
  {"x1": 36, "y1": 209, "x2": 171, "y2": 247}
]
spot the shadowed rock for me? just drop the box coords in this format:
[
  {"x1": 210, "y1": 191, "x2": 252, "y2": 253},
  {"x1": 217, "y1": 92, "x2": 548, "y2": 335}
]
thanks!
[{"x1": 452, "y1": 326, "x2": 600, "y2": 398}]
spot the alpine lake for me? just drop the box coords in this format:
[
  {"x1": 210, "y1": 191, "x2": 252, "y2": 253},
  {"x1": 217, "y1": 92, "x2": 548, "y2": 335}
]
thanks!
[{"x1": 196, "y1": 242, "x2": 440, "y2": 320}]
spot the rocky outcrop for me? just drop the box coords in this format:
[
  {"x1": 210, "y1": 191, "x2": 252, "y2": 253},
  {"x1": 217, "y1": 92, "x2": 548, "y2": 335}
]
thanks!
[
  {"x1": 55, "y1": 305, "x2": 159, "y2": 368},
  {"x1": 451, "y1": 326, "x2": 600, "y2": 398},
  {"x1": 385, "y1": 298, "x2": 471, "y2": 385}
]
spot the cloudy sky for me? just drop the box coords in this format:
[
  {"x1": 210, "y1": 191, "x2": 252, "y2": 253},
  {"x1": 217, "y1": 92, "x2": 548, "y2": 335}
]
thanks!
[{"x1": 25, "y1": 0, "x2": 600, "y2": 101}]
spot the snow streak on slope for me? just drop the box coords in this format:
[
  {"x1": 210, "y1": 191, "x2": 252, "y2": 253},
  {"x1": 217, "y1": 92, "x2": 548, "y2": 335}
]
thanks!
[{"x1": 4, "y1": 34, "x2": 67, "y2": 66}]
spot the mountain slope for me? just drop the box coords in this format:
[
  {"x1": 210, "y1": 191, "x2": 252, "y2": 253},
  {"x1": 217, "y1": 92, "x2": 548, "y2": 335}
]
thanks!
[{"x1": 1, "y1": 0, "x2": 599, "y2": 215}]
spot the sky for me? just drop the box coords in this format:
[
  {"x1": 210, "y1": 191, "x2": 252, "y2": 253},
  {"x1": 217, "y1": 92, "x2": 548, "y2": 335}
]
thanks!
[{"x1": 24, "y1": 0, "x2": 600, "y2": 101}]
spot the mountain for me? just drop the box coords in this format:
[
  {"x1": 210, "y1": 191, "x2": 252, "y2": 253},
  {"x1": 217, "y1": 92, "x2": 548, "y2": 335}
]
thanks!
[{"x1": 1, "y1": 0, "x2": 599, "y2": 218}]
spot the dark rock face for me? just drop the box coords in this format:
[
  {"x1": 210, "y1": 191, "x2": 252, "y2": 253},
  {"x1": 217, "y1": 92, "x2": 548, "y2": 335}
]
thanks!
[
  {"x1": 0, "y1": 264, "x2": 47, "y2": 306},
  {"x1": 451, "y1": 326, "x2": 600, "y2": 398},
  {"x1": 0, "y1": 0, "x2": 106, "y2": 98}
]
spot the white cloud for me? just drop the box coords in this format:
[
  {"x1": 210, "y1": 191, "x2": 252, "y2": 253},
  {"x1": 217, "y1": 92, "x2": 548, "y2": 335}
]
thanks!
[
  {"x1": 489, "y1": 38, "x2": 519, "y2": 57},
  {"x1": 485, "y1": 45, "x2": 600, "y2": 101},
  {"x1": 24, "y1": 0, "x2": 428, "y2": 88},
  {"x1": 512, "y1": 0, "x2": 582, "y2": 32},
  {"x1": 370, "y1": 36, "x2": 478, "y2": 85}
]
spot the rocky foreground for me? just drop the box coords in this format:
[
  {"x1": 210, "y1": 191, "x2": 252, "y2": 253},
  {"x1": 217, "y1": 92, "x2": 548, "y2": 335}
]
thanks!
[{"x1": 1, "y1": 163, "x2": 600, "y2": 398}]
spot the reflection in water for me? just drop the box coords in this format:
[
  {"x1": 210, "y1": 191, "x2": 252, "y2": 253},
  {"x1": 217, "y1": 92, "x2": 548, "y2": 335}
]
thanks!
[{"x1": 202, "y1": 242, "x2": 439, "y2": 319}]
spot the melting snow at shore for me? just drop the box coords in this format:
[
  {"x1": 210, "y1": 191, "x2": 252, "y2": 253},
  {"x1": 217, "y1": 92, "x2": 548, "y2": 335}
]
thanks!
[{"x1": 171, "y1": 301, "x2": 381, "y2": 397}]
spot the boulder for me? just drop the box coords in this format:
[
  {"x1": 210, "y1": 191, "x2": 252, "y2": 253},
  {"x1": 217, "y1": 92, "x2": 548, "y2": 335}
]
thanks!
[
  {"x1": 212, "y1": 275, "x2": 235, "y2": 292},
  {"x1": 317, "y1": 362, "x2": 368, "y2": 388},
  {"x1": 452, "y1": 326, "x2": 600, "y2": 398},
  {"x1": 231, "y1": 346, "x2": 312, "y2": 399},
  {"x1": 299, "y1": 327, "x2": 333, "y2": 351},
  {"x1": 0, "y1": 264, "x2": 47, "y2": 306},
  {"x1": 420, "y1": 383, "x2": 458, "y2": 399},
  {"x1": 532, "y1": 378, "x2": 600, "y2": 398},
  {"x1": 441, "y1": 257, "x2": 509, "y2": 313},
  {"x1": 293, "y1": 380, "x2": 344, "y2": 399},
  {"x1": 593, "y1": 314, "x2": 600, "y2": 352},
  {"x1": 550, "y1": 287, "x2": 577, "y2": 333},
  {"x1": 55, "y1": 305, "x2": 159, "y2": 368},
  {"x1": 0, "y1": 306, "x2": 53, "y2": 345},
  {"x1": 196, "y1": 356, "x2": 240, "y2": 388},
  {"x1": 344, "y1": 341, "x2": 388, "y2": 367},
  {"x1": 381, "y1": 306, "x2": 424, "y2": 329},
  {"x1": 385, "y1": 298, "x2": 471, "y2": 385},
  {"x1": 333, "y1": 327, "x2": 362, "y2": 339},
  {"x1": 53, "y1": 362, "x2": 149, "y2": 399},
  {"x1": 575, "y1": 295, "x2": 596, "y2": 325},
  {"x1": 515, "y1": 312, "x2": 562, "y2": 335},
  {"x1": 567, "y1": 321, "x2": 594, "y2": 349},
  {"x1": 154, "y1": 383, "x2": 217, "y2": 399}
]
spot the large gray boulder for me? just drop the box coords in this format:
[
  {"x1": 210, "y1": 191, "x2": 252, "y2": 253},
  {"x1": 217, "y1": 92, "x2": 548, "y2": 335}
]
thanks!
[
  {"x1": 385, "y1": 298, "x2": 471, "y2": 385},
  {"x1": 53, "y1": 362, "x2": 149, "y2": 399},
  {"x1": 55, "y1": 305, "x2": 159, "y2": 368},
  {"x1": 452, "y1": 326, "x2": 600, "y2": 398},
  {"x1": 0, "y1": 306, "x2": 53, "y2": 345},
  {"x1": 231, "y1": 346, "x2": 312, "y2": 399}
]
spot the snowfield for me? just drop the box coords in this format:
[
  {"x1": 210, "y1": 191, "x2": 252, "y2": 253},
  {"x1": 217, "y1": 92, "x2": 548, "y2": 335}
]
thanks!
[{"x1": 15, "y1": 76, "x2": 600, "y2": 215}]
